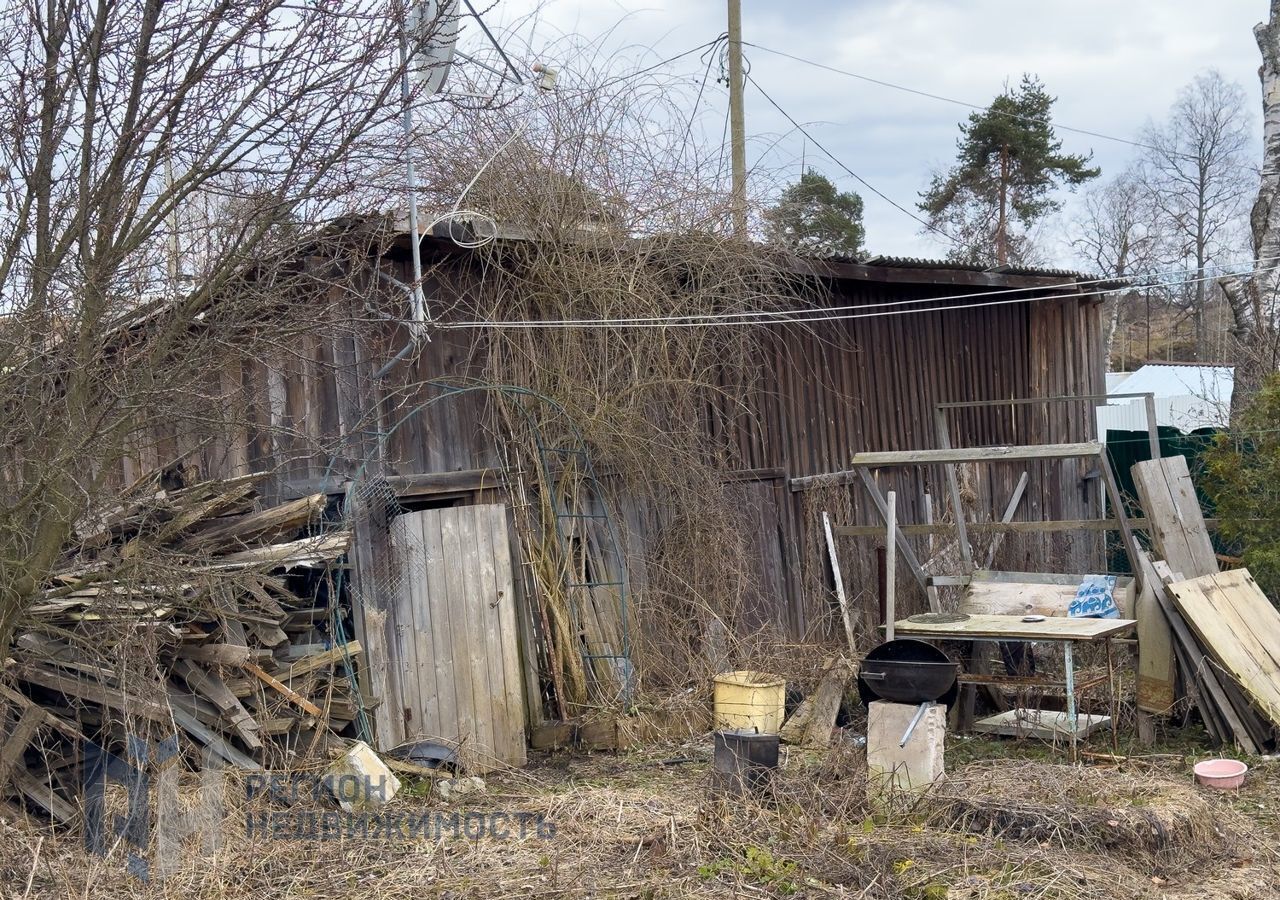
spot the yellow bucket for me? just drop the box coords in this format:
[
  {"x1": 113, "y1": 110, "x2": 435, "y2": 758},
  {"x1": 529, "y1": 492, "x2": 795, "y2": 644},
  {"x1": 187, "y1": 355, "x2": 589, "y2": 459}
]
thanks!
[{"x1": 712, "y1": 671, "x2": 786, "y2": 734}]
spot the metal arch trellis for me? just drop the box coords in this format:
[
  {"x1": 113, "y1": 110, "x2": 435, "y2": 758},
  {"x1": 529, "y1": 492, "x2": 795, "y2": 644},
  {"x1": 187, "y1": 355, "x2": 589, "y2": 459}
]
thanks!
[{"x1": 322, "y1": 379, "x2": 634, "y2": 740}]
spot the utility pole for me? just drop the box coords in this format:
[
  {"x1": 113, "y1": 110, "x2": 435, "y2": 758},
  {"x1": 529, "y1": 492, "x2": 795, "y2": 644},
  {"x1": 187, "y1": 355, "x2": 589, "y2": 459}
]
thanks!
[{"x1": 727, "y1": 0, "x2": 747, "y2": 236}]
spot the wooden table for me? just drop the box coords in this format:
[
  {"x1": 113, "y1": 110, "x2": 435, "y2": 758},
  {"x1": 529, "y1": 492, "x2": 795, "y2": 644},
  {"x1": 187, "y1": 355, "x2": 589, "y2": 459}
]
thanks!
[{"x1": 890, "y1": 614, "x2": 1136, "y2": 756}]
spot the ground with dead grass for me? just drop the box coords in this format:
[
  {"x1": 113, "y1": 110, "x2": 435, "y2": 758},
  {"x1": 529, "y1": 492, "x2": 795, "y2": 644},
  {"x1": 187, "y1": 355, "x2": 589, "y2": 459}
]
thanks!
[{"x1": 2, "y1": 734, "x2": 1278, "y2": 899}]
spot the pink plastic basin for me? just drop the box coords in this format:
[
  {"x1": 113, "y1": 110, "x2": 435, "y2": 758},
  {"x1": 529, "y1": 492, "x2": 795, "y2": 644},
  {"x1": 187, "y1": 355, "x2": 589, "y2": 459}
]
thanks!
[{"x1": 1193, "y1": 758, "x2": 1249, "y2": 790}]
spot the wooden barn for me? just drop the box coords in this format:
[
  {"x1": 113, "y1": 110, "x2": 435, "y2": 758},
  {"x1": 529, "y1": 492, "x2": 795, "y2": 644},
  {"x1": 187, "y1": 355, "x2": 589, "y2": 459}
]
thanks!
[{"x1": 122, "y1": 228, "x2": 1111, "y2": 764}]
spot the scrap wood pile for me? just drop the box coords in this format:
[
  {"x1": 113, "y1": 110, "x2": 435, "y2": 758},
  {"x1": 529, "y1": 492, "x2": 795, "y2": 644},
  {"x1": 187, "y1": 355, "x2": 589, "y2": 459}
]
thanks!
[
  {"x1": 1131, "y1": 455, "x2": 1279, "y2": 754},
  {"x1": 0, "y1": 465, "x2": 365, "y2": 824}
]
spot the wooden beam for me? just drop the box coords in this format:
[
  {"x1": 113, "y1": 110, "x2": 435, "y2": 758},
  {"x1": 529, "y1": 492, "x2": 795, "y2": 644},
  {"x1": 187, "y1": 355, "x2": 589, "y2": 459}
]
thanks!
[
  {"x1": 280, "y1": 640, "x2": 363, "y2": 680},
  {"x1": 821, "y1": 512, "x2": 856, "y2": 656},
  {"x1": 851, "y1": 442, "x2": 1103, "y2": 467},
  {"x1": 1142, "y1": 394, "x2": 1160, "y2": 459},
  {"x1": 276, "y1": 469, "x2": 503, "y2": 502},
  {"x1": 0, "y1": 706, "x2": 42, "y2": 791},
  {"x1": 933, "y1": 407, "x2": 973, "y2": 569},
  {"x1": 985, "y1": 471, "x2": 1029, "y2": 567},
  {"x1": 12, "y1": 768, "x2": 76, "y2": 823},
  {"x1": 789, "y1": 470, "x2": 857, "y2": 492},
  {"x1": 244, "y1": 663, "x2": 324, "y2": 717},
  {"x1": 16, "y1": 666, "x2": 171, "y2": 721},
  {"x1": 174, "y1": 660, "x2": 263, "y2": 750},
  {"x1": 0, "y1": 684, "x2": 83, "y2": 740},
  {"x1": 203, "y1": 531, "x2": 351, "y2": 569},
  {"x1": 832, "y1": 516, "x2": 1221, "y2": 538},
  {"x1": 892, "y1": 613, "x2": 1135, "y2": 642},
  {"x1": 854, "y1": 468, "x2": 931, "y2": 597},
  {"x1": 180, "y1": 492, "x2": 327, "y2": 551},
  {"x1": 1099, "y1": 450, "x2": 1143, "y2": 592},
  {"x1": 168, "y1": 701, "x2": 263, "y2": 771},
  {"x1": 936, "y1": 392, "x2": 1155, "y2": 411}
]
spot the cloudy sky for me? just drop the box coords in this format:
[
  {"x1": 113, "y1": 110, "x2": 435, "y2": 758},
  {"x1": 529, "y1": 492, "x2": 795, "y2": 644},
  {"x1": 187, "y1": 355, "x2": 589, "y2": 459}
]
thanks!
[{"x1": 468, "y1": 0, "x2": 1266, "y2": 267}]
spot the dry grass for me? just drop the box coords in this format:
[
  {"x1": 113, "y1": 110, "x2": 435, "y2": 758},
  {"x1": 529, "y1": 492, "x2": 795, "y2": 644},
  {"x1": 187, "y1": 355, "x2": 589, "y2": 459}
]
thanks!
[{"x1": 2, "y1": 736, "x2": 1277, "y2": 899}]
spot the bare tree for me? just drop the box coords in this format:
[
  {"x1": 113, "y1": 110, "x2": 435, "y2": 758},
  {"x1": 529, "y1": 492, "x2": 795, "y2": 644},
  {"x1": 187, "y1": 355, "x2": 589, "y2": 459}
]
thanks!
[
  {"x1": 0, "y1": 1, "x2": 454, "y2": 657},
  {"x1": 1220, "y1": 2, "x2": 1280, "y2": 415},
  {"x1": 1138, "y1": 71, "x2": 1253, "y2": 361},
  {"x1": 1072, "y1": 170, "x2": 1160, "y2": 367}
]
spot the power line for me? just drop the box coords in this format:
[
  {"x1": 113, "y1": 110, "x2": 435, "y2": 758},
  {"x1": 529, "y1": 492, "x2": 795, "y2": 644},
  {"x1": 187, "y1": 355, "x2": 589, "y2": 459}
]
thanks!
[
  {"x1": 743, "y1": 42, "x2": 1182, "y2": 159},
  {"x1": 439, "y1": 260, "x2": 1280, "y2": 330},
  {"x1": 744, "y1": 69, "x2": 956, "y2": 243},
  {"x1": 584, "y1": 38, "x2": 727, "y2": 94},
  {"x1": 445, "y1": 255, "x2": 1280, "y2": 328},
  {"x1": 680, "y1": 37, "x2": 728, "y2": 151}
]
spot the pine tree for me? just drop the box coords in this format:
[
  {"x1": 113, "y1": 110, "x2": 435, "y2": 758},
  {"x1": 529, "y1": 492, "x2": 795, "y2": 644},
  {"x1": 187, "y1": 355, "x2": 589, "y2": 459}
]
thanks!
[
  {"x1": 920, "y1": 75, "x2": 1099, "y2": 265},
  {"x1": 764, "y1": 169, "x2": 865, "y2": 257}
]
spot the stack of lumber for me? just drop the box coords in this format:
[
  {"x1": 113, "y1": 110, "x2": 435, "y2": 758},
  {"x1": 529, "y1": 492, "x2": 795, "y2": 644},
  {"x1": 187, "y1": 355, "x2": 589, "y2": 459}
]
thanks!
[
  {"x1": 1131, "y1": 456, "x2": 1275, "y2": 753},
  {"x1": 0, "y1": 467, "x2": 364, "y2": 822}
]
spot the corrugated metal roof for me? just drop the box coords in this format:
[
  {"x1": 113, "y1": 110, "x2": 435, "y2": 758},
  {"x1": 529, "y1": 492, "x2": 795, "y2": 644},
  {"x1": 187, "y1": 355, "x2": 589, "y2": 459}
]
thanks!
[
  {"x1": 862, "y1": 254, "x2": 1087, "y2": 279},
  {"x1": 1105, "y1": 371, "x2": 1133, "y2": 392},
  {"x1": 1097, "y1": 364, "x2": 1235, "y2": 434},
  {"x1": 1117, "y1": 363, "x2": 1235, "y2": 401},
  {"x1": 812, "y1": 251, "x2": 1089, "y2": 280}
]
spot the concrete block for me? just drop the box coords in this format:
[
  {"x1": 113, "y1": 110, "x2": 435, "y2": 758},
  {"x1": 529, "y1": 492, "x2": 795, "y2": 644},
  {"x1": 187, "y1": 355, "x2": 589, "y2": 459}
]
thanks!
[
  {"x1": 325, "y1": 740, "x2": 401, "y2": 812},
  {"x1": 866, "y1": 701, "x2": 945, "y2": 797}
]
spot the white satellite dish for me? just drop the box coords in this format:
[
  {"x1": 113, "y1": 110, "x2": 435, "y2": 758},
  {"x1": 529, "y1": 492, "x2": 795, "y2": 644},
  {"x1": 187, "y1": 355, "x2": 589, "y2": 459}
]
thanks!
[{"x1": 408, "y1": 0, "x2": 460, "y2": 94}]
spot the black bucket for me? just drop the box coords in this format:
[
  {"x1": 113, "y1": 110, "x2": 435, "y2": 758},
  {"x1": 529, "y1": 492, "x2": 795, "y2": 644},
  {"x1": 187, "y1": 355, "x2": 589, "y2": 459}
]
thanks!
[{"x1": 711, "y1": 729, "x2": 780, "y2": 796}]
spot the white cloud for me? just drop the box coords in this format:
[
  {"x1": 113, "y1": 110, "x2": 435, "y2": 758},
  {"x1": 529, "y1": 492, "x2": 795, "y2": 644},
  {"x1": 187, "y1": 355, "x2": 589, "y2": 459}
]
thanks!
[{"x1": 463, "y1": 0, "x2": 1265, "y2": 266}]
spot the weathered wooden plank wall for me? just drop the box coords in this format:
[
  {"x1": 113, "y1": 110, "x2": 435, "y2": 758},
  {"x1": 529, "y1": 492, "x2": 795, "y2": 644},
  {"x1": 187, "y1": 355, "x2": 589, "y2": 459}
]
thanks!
[
  {"x1": 115, "y1": 252, "x2": 1103, "y2": 654},
  {"x1": 699, "y1": 284, "x2": 1104, "y2": 638}
]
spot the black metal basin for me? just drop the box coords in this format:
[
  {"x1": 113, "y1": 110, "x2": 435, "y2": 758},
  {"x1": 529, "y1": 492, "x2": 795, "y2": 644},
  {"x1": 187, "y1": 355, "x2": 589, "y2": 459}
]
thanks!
[{"x1": 858, "y1": 638, "x2": 959, "y2": 706}]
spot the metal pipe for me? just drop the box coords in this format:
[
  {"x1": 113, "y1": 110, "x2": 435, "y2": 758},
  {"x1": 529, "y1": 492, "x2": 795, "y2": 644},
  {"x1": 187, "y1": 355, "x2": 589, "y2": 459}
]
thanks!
[
  {"x1": 398, "y1": 27, "x2": 429, "y2": 331},
  {"x1": 460, "y1": 0, "x2": 525, "y2": 84},
  {"x1": 454, "y1": 49, "x2": 513, "y2": 82},
  {"x1": 374, "y1": 269, "x2": 427, "y2": 380},
  {"x1": 899, "y1": 701, "x2": 931, "y2": 747}
]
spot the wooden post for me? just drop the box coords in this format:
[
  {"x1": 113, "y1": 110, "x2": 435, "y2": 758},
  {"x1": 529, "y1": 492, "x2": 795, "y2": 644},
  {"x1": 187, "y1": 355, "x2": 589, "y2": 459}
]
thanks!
[
  {"x1": 923, "y1": 492, "x2": 935, "y2": 557},
  {"x1": 1142, "y1": 393, "x2": 1160, "y2": 460},
  {"x1": 886, "y1": 491, "x2": 897, "y2": 642},
  {"x1": 726, "y1": 0, "x2": 747, "y2": 236},
  {"x1": 823, "y1": 512, "x2": 857, "y2": 657},
  {"x1": 876, "y1": 546, "x2": 887, "y2": 629}
]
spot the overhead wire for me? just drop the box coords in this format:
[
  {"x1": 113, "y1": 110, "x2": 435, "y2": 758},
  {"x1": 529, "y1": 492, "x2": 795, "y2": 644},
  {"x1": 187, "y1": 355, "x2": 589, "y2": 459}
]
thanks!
[
  {"x1": 437, "y1": 259, "x2": 1280, "y2": 330},
  {"x1": 743, "y1": 67, "x2": 958, "y2": 244},
  {"x1": 574, "y1": 38, "x2": 727, "y2": 96},
  {"x1": 442, "y1": 255, "x2": 1280, "y2": 327},
  {"x1": 743, "y1": 41, "x2": 1186, "y2": 159},
  {"x1": 680, "y1": 35, "x2": 729, "y2": 151}
]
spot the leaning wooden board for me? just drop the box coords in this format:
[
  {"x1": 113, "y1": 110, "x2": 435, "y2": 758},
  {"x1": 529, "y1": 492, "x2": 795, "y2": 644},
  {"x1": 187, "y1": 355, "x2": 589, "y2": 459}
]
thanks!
[
  {"x1": 890, "y1": 613, "x2": 1135, "y2": 642},
  {"x1": 1167, "y1": 569, "x2": 1280, "y2": 727},
  {"x1": 1131, "y1": 456, "x2": 1218, "y2": 580}
]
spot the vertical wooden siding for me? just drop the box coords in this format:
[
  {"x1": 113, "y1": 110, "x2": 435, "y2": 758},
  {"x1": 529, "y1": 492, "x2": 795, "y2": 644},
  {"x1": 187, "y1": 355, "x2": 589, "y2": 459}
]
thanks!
[{"x1": 118, "y1": 258, "x2": 1103, "y2": 646}]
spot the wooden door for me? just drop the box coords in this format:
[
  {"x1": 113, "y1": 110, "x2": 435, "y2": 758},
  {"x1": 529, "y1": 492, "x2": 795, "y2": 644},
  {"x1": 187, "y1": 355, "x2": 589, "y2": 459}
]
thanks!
[{"x1": 388, "y1": 504, "x2": 527, "y2": 772}]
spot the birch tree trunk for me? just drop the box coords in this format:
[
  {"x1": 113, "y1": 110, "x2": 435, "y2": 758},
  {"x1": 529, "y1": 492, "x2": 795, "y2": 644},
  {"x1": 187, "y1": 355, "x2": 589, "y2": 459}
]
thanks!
[{"x1": 1221, "y1": 1, "x2": 1280, "y2": 415}]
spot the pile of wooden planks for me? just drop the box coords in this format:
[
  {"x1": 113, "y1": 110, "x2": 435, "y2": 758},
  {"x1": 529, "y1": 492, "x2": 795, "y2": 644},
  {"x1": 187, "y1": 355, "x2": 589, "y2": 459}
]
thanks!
[
  {"x1": 0, "y1": 467, "x2": 366, "y2": 822},
  {"x1": 1131, "y1": 456, "x2": 1275, "y2": 753}
]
